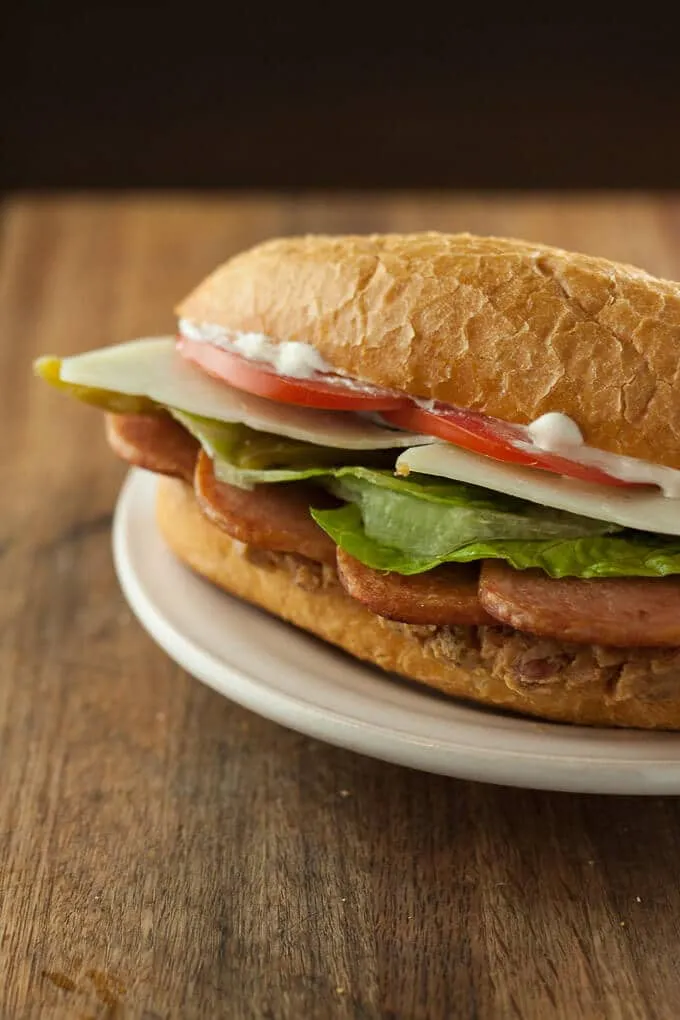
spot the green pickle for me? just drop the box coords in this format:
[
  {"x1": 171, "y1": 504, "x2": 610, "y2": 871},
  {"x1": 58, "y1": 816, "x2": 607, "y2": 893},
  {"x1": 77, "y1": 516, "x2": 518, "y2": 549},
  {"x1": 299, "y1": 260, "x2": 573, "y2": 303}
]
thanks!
[{"x1": 33, "y1": 356, "x2": 159, "y2": 414}]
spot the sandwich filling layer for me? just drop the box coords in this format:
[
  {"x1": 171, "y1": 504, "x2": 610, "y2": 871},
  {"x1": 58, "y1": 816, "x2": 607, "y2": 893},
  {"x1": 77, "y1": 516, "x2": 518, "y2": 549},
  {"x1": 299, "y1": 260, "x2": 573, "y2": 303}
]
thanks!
[
  {"x1": 105, "y1": 412, "x2": 680, "y2": 649},
  {"x1": 179, "y1": 321, "x2": 680, "y2": 494},
  {"x1": 35, "y1": 334, "x2": 680, "y2": 651}
]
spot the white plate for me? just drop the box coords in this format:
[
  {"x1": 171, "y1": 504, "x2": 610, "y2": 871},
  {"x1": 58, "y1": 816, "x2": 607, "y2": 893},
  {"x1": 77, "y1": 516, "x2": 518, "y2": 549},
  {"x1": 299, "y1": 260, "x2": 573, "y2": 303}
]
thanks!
[{"x1": 113, "y1": 469, "x2": 680, "y2": 795}]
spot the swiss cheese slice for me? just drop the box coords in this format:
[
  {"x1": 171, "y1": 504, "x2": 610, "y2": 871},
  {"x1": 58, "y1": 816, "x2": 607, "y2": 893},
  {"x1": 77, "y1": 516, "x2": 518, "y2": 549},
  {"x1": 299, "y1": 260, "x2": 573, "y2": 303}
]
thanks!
[
  {"x1": 397, "y1": 443, "x2": 680, "y2": 536},
  {"x1": 58, "y1": 338, "x2": 431, "y2": 450}
]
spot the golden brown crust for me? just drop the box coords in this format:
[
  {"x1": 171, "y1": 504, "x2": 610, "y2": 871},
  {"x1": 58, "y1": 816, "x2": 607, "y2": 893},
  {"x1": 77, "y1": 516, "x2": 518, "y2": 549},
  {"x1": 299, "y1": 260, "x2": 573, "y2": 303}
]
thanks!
[
  {"x1": 155, "y1": 476, "x2": 680, "y2": 729},
  {"x1": 177, "y1": 232, "x2": 680, "y2": 468}
]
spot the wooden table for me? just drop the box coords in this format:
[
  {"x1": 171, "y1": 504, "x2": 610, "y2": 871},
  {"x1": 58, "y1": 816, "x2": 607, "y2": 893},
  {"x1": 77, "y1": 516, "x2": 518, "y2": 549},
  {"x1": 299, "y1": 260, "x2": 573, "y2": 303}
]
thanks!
[{"x1": 4, "y1": 193, "x2": 680, "y2": 1020}]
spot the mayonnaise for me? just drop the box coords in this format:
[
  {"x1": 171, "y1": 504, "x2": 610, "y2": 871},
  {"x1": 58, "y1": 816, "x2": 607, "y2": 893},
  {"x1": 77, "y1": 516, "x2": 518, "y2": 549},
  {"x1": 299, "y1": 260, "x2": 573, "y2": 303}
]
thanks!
[
  {"x1": 523, "y1": 412, "x2": 680, "y2": 498},
  {"x1": 179, "y1": 318, "x2": 332, "y2": 379},
  {"x1": 527, "y1": 412, "x2": 584, "y2": 451},
  {"x1": 178, "y1": 318, "x2": 405, "y2": 396}
]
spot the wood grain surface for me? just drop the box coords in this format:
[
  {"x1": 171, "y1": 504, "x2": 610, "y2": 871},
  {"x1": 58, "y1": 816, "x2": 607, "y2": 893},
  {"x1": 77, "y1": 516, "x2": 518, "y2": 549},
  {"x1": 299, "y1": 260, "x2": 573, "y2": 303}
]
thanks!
[{"x1": 4, "y1": 193, "x2": 680, "y2": 1020}]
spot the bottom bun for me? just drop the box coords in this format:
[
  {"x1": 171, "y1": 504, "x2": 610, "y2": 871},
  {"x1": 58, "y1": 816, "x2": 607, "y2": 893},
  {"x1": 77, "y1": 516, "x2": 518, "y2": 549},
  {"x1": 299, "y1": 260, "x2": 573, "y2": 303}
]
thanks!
[{"x1": 156, "y1": 478, "x2": 680, "y2": 730}]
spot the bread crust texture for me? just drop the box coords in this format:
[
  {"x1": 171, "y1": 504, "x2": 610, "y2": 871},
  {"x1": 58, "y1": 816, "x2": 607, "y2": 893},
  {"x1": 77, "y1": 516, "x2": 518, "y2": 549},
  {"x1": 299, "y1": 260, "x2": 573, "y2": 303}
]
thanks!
[
  {"x1": 156, "y1": 477, "x2": 680, "y2": 730},
  {"x1": 177, "y1": 232, "x2": 680, "y2": 468}
]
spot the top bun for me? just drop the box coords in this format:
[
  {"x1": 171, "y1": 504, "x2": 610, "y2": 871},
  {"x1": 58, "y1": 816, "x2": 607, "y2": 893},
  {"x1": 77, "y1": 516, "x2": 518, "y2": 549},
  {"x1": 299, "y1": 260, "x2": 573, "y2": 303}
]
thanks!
[{"x1": 177, "y1": 232, "x2": 680, "y2": 468}]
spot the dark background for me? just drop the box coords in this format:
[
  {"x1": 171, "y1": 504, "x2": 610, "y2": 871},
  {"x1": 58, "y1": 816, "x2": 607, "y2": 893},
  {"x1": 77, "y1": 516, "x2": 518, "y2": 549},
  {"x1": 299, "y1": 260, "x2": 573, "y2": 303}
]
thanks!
[{"x1": 4, "y1": 9, "x2": 680, "y2": 191}]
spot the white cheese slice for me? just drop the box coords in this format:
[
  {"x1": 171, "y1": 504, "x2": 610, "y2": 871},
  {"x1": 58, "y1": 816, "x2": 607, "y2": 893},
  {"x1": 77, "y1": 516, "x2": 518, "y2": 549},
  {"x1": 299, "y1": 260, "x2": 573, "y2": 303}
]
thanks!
[
  {"x1": 59, "y1": 338, "x2": 432, "y2": 450},
  {"x1": 397, "y1": 443, "x2": 680, "y2": 537}
]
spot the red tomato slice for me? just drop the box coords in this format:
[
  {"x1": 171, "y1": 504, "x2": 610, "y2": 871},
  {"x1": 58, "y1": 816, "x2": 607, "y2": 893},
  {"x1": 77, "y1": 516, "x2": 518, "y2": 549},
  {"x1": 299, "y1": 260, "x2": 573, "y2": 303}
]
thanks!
[
  {"x1": 178, "y1": 339, "x2": 411, "y2": 412},
  {"x1": 179, "y1": 338, "x2": 645, "y2": 488},
  {"x1": 383, "y1": 404, "x2": 642, "y2": 488}
]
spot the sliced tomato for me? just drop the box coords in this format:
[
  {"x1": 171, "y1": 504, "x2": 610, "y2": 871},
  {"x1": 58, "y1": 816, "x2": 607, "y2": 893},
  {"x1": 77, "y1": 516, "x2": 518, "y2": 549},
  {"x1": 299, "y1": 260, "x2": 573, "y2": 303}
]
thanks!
[
  {"x1": 383, "y1": 404, "x2": 642, "y2": 488},
  {"x1": 178, "y1": 338, "x2": 411, "y2": 412},
  {"x1": 179, "y1": 337, "x2": 645, "y2": 488}
]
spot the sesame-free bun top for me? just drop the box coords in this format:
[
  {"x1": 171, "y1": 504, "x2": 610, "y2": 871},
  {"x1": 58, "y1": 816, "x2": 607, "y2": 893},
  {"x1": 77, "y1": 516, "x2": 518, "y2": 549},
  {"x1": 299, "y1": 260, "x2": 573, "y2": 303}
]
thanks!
[{"x1": 177, "y1": 232, "x2": 680, "y2": 468}]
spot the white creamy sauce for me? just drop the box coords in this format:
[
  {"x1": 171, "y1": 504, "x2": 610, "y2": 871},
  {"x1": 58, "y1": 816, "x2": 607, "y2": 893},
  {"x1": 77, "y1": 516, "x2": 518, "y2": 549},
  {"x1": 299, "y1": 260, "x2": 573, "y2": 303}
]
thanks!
[
  {"x1": 527, "y1": 411, "x2": 584, "y2": 450},
  {"x1": 522, "y1": 411, "x2": 680, "y2": 498},
  {"x1": 178, "y1": 318, "x2": 402, "y2": 398},
  {"x1": 178, "y1": 318, "x2": 333, "y2": 379}
]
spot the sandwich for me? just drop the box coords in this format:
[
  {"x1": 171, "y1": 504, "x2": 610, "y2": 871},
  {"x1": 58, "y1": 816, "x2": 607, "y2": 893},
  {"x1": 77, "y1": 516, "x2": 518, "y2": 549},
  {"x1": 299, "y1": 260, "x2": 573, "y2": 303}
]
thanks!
[{"x1": 35, "y1": 232, "x2": 680, "y2": 729}]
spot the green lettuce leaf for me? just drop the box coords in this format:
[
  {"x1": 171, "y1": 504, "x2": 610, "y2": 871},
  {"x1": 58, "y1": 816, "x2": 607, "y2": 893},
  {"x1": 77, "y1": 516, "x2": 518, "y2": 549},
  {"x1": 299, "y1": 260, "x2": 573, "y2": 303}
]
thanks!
[
  {"x1": 171, "y1": 409, "x2": 393, "y2": 486},
  {"x1": 311, "y1": 504, "x2": 680, "y2": 578},
  {"x1": 325, "y1": 473, "x2": 618, "y2": 555}
]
